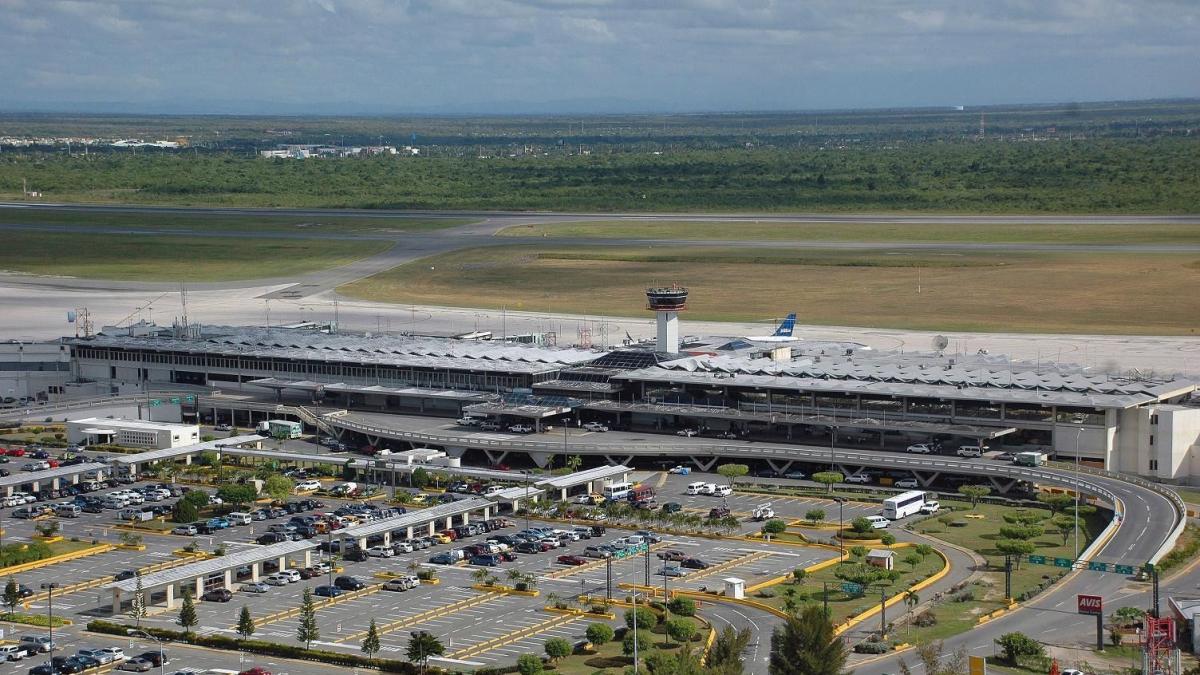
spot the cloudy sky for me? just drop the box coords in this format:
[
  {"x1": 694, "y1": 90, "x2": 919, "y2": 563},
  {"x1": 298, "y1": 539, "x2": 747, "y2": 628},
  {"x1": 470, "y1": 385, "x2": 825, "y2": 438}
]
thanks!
[{"x1": 2, "y1": 0, "x2": 1198, "y2": 113}]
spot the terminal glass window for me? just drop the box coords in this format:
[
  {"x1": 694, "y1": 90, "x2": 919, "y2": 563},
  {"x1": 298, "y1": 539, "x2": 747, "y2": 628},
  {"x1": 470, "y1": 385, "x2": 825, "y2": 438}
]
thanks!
[
  {"x1": 860, "y1": 396, "x2": 903, "y2": 414},
  {"x1": 1004, "y1": 404, "x2": 1053, "y2": 421},
  {"x1": 906, "y1": 398, "x2": 952, "y2": 416},
  {"x1": 814, "y1": 394, "x2": 856, "y2": 410},
  {"x1": 954, "y1": 400, "x2": 1002, "y2": 419},
  {"x1": 1054, "y1": 407, "x2": 1105, "y2": 426}
]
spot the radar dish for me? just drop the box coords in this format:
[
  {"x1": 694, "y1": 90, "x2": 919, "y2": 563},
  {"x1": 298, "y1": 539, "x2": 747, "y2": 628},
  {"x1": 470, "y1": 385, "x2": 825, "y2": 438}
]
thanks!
[{"x1": 932, "y1": 335, "x2": 950, "y2": 352}]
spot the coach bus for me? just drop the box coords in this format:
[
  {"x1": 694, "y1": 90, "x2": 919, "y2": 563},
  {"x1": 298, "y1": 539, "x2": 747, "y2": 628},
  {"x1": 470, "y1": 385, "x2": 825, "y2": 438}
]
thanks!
[{"x1": 882, "y1": 490, "x2": 926, "y2": 519}]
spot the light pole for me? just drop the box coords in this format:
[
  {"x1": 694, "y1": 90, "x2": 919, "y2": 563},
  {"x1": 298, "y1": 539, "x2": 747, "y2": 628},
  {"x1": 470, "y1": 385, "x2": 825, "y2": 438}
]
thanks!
[
  {"x1": 41, "y1": 583, "x2": 58, "y2": 666},
  {"x1": 828, "y1": 425, "x2": 837, "y2": 473},
  {"x1": 126, "y1": 629, "x2": 165, "y2": 675},
  {"x1": 1074, "y1": 425, "x2": 1083, "y2": 560},
  {"x1": 631, "y1": 591, "x2": 643, "y2": 673},
  {"x1": 833, "y1": 497, "x2": 846, "y2": 557},
  {"x1": 523, "y1": 470, "x2": 532, "y2": 532}
]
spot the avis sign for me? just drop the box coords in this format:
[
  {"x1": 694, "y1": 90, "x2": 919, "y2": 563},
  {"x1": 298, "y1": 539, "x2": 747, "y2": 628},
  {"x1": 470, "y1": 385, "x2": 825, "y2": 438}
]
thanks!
[{"x1": 1077, "y1": 594, "x2": 1103, "y2": 615}]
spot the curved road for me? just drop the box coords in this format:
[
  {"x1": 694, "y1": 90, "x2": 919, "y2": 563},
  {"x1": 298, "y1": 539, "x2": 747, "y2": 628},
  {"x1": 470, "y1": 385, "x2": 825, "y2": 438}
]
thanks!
[{"x1": 327, "y1": 409, "x2": 1180, "y2": 670}]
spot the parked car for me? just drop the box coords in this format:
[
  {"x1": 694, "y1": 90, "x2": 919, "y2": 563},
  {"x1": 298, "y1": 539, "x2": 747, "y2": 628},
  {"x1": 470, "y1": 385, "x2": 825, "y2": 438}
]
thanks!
[
  {"x1": 19, "y1": 636, "x2": 54, "y2": 654},
  {"x1": 241, "y1": 581, "x2": 270, "y2": 593},
  {"x1": 919, "y1": 501, "x2": 940, "y2": 515},
  {"x1": 382, "y1": 576, "x2": 419, "y2": 591},
  {"x1": 202, "y1": 588, "x2": 233, "y2": 602},
  {"x1": 313, "y1": 585, "x2": 344, "y2": 598},
  {"x1": 334, "y1": 576, "x2": 365, "y2": 591},
  {"x1": 957, "y1": 445, "x2": 986, "y2": 458},
  {"x1": 708, "y1": 507, "x2": 731, "y2": 519},
  {"x1": 366, "y1": 546, "x2": 394, "y2": 558},
  {"x1": 905, "y1": 444, "x2": 935, "y2": 454},
  {"x1": 0, "y1": 645, "x2": 27, "y2": 662},
  {"x1": 120, "y1": 658, "x2": 154, "y2": 672},
  {"x1": 556, "y1": 554, "x2": 588, "y2": 566},
  {"x1": 845, "y1": 473, "x2": 872, "y2": 484},
  {"x1": 581, "y1": 422, "x2": 609, "y2": 432},
  {"x1": 134, "y1": 652, "x2": 167, "y2": 668},
  {"x1": 429, "y1": 552, "x2": 456, "y2": 564},
  {"x1": 656, "y1": 549, "x2": 686, "y2": 561},
  {"x1": 894, "y1": 478, "x2": 920, "y2": 489},
  {"x1": 508, "y1": 424, "x2": 534, "y2": 434},
  {"x1": 681, "y1": 558, "x2": 711, "y2": 570},
  {"x1": 263, "y1": 574, "x2": 290, "y2": 586},
  {"x1": 656, "y1": 565, "x2": 688, "y2": 577},
  {"x1": 675, "y1": 428, "x2": 698, "y2": 437},
  {"x1": 469, "y1": 554, "x2": 501, "y2": 567}
]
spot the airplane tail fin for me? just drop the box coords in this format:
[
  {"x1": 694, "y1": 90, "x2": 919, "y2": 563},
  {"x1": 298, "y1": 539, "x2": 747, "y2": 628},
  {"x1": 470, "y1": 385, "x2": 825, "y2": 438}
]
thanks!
[{"x1": 773, "y1": 313, "x2": 796, "y2": 337}]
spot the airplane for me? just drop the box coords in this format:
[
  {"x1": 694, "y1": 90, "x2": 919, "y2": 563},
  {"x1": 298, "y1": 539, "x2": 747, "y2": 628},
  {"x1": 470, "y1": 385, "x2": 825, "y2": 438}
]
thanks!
[{"x1": 746, "y1": 313, "x2": 798, "y2": 342}]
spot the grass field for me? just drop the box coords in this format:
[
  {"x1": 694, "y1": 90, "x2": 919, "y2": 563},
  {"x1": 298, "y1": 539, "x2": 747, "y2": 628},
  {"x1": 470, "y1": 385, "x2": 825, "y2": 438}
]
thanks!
[
  {"x1": 0, "y1": 231, "x2": 389, "y2": 282},
  {"x1": 0, "y1": 208, "x2": 473, "y2": 234},
  {"x1": 336, "y1": 245, "x2": 1200, "y2": 335},
  {"x1": 498, "y1": 219, "x2": 1200, "y2": 245}
]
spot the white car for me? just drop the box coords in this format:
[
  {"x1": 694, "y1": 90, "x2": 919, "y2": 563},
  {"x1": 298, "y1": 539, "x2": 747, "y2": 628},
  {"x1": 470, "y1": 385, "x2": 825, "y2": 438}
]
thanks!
[
  {"x1": 392, "y1": 542, "x2": 414, "y2": 554},
  {"x1": 906, "y1": 444, "x2": 935, "y2": 454},
  {"x1": 919, "y1": 501, "x2": 940, "y2": 515},
  {"x1": 295, "y1": 480, "x2": 322, "y2": 492},
  {"x1": 508, "y1": 424, "x2": 535, "y2": 434},
  {"x1": 865, "y1": 515, "x2": 890, "y2": 529},
  {"x1": 279, "y1": 569, "x2": 302, "y2": 583},
  {"x1": 675, "y1": 429, "x2": 698, "y2": 437},
  {"x1": 367, "y1": 546, "x2": 394, "y2": 558},
  {"x1": 264, "y1": 573, "x2": 291, "y2": 586},
  {"x1": 894, "y1": 478, "x2": 920, "y2": 489},
  {"x1": 713, "y1": 485, "x2": 733, "y2": 497},
  {"x1": 97, "y1": 647, "x2": 126, "y2": 662},
  {"x1": 700, "y1": 483, "x2": 718, "y2": 495},
  {"x1": 172, "y1": 525, "x2": 198, "y2": 536},
  {"x1": 957, "y1": 445, "x2": 986, "y2": 458},
  {"x1": 582, "y1": 422, "x2": 609, "y2": 432},
  {"x1": 241, "y1": 581, "x2": 270, "y2": 593},
  {"x1": 845, "y1": 473, "x2": 872, "y2": 484}
]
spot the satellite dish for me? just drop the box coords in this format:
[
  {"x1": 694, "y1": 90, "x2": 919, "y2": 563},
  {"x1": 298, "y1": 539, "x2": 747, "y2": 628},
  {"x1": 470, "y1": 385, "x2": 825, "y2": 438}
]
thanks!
[{"x1": 932, "y1": 335, "x2": 949, "y2": 352}]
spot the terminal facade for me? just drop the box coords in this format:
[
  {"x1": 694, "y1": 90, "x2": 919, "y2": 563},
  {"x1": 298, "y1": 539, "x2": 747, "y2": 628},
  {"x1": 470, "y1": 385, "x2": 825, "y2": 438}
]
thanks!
[{"x1": 63, "y1": 324, "x2": 1200, "y2": 483}]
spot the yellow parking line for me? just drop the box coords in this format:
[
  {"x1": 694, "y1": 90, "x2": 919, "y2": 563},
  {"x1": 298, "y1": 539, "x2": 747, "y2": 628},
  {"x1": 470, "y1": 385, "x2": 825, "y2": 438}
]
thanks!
[
  {"x1": 245, "y1": 585, "x2": 381, "y2": 629},
  {"x1": 544, "y1": 542, "x2": 667, "y2": 580},
  {"x1": 684, "y1": 550, "x2": 773, "y2": 583},
  {"x1": 336, "y1": 590, "x2": 500, "y2": 643},
  {"x1": 449, "y1": 613, "x2": 582, "y2": 659}
]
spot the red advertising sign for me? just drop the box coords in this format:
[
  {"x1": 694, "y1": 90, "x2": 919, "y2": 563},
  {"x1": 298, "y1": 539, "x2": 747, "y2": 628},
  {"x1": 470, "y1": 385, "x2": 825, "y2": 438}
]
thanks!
[{"x1": 1077, "y1": 594, "x2": 1103, "y2": 615}]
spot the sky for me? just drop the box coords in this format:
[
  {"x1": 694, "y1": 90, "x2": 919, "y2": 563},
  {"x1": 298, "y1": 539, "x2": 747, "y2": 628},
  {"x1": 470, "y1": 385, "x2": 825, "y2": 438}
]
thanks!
[{"x1": 2, "y1": 0, "x2": 1198, "y2": 114}]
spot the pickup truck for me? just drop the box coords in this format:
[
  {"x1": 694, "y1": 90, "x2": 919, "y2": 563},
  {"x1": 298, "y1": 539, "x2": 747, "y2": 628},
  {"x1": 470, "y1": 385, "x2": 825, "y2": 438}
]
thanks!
[{"x1": 508, "y1": 424, "x2": 535, "y2": 434}]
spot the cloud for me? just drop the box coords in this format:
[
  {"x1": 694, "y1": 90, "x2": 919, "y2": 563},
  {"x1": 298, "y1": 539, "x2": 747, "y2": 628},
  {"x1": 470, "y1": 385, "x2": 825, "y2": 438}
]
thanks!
[{"x1": 0, "y1": 0, "x2": 1196, "y2": 112}]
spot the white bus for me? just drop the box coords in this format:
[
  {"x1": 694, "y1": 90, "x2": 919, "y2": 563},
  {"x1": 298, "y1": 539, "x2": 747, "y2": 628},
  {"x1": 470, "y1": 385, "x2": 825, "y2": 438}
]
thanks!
[
  {"x1": 602, "y1": 482, "x2": 633, "y2": 501},
  {"x1": 882, "y1": 490, "x2": 926, "y2": 519}
]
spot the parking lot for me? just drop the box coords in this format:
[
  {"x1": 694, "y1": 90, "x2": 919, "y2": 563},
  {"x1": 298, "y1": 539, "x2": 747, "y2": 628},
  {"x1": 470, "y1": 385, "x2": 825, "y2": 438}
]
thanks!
[{"x1": 0, "y1": 436, "x2": 851, "y2": 673}]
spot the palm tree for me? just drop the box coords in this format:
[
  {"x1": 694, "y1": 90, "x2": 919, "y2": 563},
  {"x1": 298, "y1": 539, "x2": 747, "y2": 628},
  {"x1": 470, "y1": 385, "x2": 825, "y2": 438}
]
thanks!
[
  {"x1": 903, "y1": 590, "x2": 919, "y2": 636},
  {"x1": 506, "y1": 568, "x2": 524, "y2": 587},
  {"x1": 472, "y1": 567, "x2": 492, "y2": 586},
  {"x1": 546, "y1": 591, "x2": 561, "y2": 609}
]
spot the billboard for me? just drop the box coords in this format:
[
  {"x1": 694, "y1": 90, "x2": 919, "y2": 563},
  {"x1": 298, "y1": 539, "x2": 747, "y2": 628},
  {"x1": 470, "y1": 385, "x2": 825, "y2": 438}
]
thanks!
[{"x1": 1077, "y1": 594, "x2": 1103, "y2": 615}]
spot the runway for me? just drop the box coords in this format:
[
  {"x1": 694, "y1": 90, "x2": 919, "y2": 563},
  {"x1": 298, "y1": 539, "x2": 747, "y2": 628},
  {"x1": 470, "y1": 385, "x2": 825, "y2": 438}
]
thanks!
[{"x1": 0, "y1": 203, "x2": 1197, "y2": 375}]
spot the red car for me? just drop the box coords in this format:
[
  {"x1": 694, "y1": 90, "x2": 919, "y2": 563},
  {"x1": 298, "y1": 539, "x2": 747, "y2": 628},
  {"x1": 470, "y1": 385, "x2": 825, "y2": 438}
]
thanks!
[
  {"x1": 439, "y1": 529, "x2": 458, "y2": 541},
  {"x1": 239, "y1": 669, "x2": 272, "y2": 675},
  {"x1": 5, "y1": 448, "x2": 24, "y2": 457},
  {"x1": 557, "y1": 555, "x2": 588, "y2": 566},
  {"x1": 47, "y1": 459, "x2": 60, "y2": 468},
  {"x1": 656, "y1": 550, "x2": 687, "y2": 562}
]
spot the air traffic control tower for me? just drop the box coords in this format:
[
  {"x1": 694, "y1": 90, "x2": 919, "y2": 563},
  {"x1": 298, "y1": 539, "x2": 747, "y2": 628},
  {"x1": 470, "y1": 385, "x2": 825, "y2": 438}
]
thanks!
[{"x1": 646, "y1": 284, "x2": 688, "y2": 354}]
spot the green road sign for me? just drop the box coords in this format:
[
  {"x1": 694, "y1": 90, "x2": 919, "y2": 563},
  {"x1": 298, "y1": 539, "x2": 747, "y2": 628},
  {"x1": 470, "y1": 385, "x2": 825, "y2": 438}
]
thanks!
[
  {"x1": 1115, "y1": 565, "x2": 1135, "y2": 575},
  {"x1": 841, "y1": 582, "x2": 863, "y2": 595},
  {"x1": 1054, "y1": 557, "x2": 1073, "y2": 568},
  {"x1": 1028, "y1": 555, "x2": 1046, "y2": 565},
  {"x1": 170, "y1": 397, "x2": 181, "y2": 404},
  {"x1": 1088, "y1": 561, "x2": 1108, "y2": 572},
  {"x1": 185, "y1": 395, "x2": 195, "y2": 403}
]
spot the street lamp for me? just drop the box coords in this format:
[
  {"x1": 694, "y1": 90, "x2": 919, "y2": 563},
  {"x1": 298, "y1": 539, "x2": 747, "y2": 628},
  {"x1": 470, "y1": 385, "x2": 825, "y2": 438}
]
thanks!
[
  {"x1": 40, "y1": 583, "x2": 58, "y2": 666},
  {"x1": 630, "y1": 590, "x2": 644, "y2": 673},
  {"x1": 1074, "y1": 425, "x2": 1084, "y2": 560},
  {"x1": 833, "y1": 497, "x2": 846, "y2": 558},
  {"x1": 126, "y1": 629, "x2": 165, "y2": 675},
  {"x1": 828, "y1": 425, "x2": 837, "y2": 473}
]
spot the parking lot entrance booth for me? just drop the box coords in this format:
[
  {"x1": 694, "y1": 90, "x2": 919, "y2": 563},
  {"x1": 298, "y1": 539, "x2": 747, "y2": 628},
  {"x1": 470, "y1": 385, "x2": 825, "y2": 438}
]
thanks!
[{"x1": 723, "y1": 578, "x2": 745, "y2": 600}]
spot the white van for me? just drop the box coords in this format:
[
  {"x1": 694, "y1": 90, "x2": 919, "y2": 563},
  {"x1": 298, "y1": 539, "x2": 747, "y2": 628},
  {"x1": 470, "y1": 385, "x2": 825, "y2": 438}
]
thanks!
[
  {"x1": 713, "y1": 485, "x2": 733, "y2": 497},
  {"x1": 865, "y1": 515, "x2": 890, "y2": 529},
  {"x1": 53, "y1": 504, "x2": 81, "y2": 518},
  {"x1": 227, "y1": 512, "x2": 253, "y2": 526},
  {"x1": 685, "y1": 482, "x2": 707, "y2": 495}
]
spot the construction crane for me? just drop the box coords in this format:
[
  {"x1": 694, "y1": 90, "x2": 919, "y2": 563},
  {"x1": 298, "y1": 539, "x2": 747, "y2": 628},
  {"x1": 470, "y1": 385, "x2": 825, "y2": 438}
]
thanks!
[{"x1": 112, "y1": 292, "x2": 171, "y2": 332}]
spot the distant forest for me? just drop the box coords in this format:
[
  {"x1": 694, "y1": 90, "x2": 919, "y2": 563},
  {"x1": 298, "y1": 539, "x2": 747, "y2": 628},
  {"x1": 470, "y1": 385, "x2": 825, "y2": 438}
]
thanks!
[{"x1": 1, "y1": 100, "x2": 1198, "y2": 212}]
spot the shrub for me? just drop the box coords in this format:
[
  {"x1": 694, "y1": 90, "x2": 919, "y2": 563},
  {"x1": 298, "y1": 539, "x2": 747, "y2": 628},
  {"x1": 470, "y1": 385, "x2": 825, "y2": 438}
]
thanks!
[
  {"x1": 85, "y1": 620, "x2": 423, "y2": 673},
  {"x1": 516, "y1": 654, "x2": 542, "y2": 675},
  {"x1": 585, "y1": 622, "x2": 614, "y2": 645},
  {"x1": 755, "y1": 588, "x2": 776, "y2": 599},
  {"x1": 853, "y1": 640, "x2": 890, "y2": 654},
  {"x1": 624, "y1": 606, "x2": 657, "y2": 630},
  {"x1": 666, "y1": 597, "x2": 696, "y2": 617},
  {"x1": 622, "y1": 629, "x2": 654, "y2": 656},
  {"x1": 913, "y1": 611, "x2": 938, "y2": 627}
]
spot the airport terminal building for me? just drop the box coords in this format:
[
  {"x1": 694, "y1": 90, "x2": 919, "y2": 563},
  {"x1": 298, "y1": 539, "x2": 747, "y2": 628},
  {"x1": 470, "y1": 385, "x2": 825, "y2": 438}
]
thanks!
[{"x1": 65, "y1": 325, "x2": 1200, "y2": 483}]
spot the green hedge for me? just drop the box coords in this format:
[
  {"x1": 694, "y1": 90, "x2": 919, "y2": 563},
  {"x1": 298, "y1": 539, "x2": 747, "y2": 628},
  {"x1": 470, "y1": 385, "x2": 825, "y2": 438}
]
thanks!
[
  {"x1": 0, "y1": 541, "x2": 53, "y2": 567},
  {"x1": 4, "y1": 612, "x2": 70, "y2": 627},
  {"x1": 87, "y1": 621, "x2": 431, "y2": 673}
]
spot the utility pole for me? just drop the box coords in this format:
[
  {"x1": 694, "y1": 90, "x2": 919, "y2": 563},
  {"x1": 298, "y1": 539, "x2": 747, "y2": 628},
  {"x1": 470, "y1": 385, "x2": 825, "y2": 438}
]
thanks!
[
  {"x1": 1004, "y1": 555, "x2": 1012, "y2": 602},
  {"x1": 606, "y1": 556, "x2": 613, "y2": 601},
  {"x1": 879, "y1": 585, "x2": 888, "y2": 639}
]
